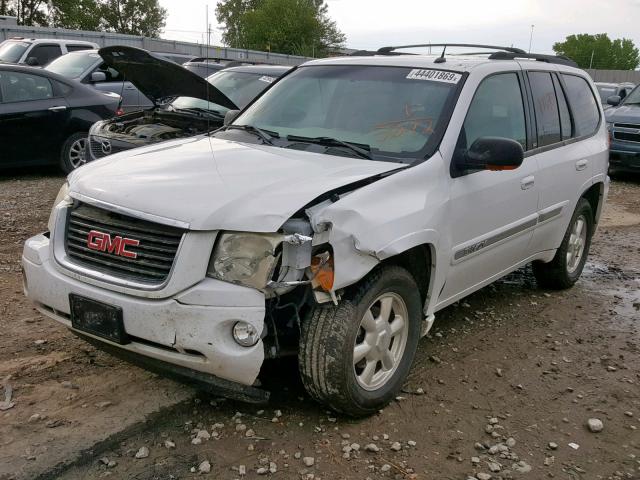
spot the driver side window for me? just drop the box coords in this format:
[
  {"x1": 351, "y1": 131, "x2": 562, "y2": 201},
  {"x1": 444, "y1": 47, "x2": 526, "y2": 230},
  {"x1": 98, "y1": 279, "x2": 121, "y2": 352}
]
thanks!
[{"x1": 458, "y1": 73, "x2": 527, "y2": 152}]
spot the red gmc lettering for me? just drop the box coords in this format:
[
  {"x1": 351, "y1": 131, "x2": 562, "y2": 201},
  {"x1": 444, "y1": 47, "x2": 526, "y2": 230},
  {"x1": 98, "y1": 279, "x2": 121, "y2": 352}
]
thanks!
[{"x1": 87, "y1": 230, "x2": 140, "y2": 259}]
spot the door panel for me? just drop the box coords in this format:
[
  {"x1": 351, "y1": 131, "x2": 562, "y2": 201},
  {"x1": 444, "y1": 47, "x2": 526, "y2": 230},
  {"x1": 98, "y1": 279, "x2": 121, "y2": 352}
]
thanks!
[{"x1": 439, "y1": 72, "x2": 539, "y2": 304}]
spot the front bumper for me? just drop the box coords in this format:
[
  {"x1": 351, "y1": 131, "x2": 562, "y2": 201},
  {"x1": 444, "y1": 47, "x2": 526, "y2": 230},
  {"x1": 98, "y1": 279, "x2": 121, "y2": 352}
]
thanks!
[
  {"x1": 609, "y1": 139, "x2": 640, "y2": 173},
  {"x1": 22, "y1": 233, "x2": 268, "y2": 399}
]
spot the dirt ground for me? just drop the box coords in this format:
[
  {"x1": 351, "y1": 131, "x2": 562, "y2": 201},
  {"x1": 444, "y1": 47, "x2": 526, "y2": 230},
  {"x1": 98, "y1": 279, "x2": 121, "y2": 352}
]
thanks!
[{"x1": 1, "y1": 170, "x2": 639, "y2": 480}]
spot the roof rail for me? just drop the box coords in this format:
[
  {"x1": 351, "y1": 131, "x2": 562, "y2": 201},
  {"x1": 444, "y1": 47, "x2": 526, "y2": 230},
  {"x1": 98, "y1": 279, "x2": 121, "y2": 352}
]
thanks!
[
  {"x1": 377, "y1": 44, "x2": 526, "y2": 55},
  {"x1": 488, "y1": 51, "x2": 578, "y2": 67}
]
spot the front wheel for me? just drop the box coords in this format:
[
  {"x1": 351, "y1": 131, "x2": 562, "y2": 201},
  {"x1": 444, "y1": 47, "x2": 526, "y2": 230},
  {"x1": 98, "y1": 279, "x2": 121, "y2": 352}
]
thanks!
[
  {"x1": 298, "y1": 266, "x2": 422, "y2": 417},
  {"x1": 60, "y1": 132, "x2": 88, "y2": 173},
  {"x1": 533, "y1": 198, "x2": 594, "y2": 290}
]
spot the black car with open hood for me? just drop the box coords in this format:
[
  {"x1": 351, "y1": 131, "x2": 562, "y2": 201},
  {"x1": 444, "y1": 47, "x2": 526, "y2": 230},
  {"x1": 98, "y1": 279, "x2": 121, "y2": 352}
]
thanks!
[{"x1": 84, "y1": 46, "x2": 241, "y2": 166}]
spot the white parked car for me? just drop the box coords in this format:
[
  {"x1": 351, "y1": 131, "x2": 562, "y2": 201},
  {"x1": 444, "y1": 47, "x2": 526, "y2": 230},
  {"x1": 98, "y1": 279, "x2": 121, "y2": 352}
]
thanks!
[
  {"x1": 23, "y1": 44, "x2": 609, "y2": 416},
  {"x1": 0, "y1": 37, "x2": 98, "y2": 66}
]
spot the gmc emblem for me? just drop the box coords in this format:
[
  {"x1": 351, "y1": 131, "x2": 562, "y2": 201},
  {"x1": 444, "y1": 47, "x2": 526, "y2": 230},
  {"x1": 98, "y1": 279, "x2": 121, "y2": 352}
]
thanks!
[{"x1": 87, "y1": 230, "x2": 140, "y2": 259}]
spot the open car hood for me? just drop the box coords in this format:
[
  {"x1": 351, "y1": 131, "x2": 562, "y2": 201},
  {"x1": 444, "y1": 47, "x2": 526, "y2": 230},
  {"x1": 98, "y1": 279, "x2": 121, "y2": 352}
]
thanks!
[{"x1": 98, "y1": 46, "x2": 237, "y2": 109}]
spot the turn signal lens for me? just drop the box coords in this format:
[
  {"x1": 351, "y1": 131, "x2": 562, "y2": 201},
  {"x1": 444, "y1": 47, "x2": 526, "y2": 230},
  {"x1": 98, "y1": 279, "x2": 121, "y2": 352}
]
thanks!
[{"x1": 310, "y1": 252, "x2": 334, "y2": 292}]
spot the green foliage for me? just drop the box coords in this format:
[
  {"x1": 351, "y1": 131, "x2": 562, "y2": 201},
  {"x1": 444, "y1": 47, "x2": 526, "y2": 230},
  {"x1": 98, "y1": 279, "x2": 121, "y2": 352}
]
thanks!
[
  {"x1": 0, "y1": 0, "x2": 167, "y2": 37},
  {"x1": 553, "y1": 33, "x2": 639, "y2": 70},
  {"x1": 216, "y1": 0, "x2": 345, "y2": 56}
]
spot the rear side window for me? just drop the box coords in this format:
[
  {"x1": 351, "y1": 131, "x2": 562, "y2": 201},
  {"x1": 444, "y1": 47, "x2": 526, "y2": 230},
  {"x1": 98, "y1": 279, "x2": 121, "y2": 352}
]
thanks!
[
  {"x1": 0, "y1": 71, "x2": 54, "y2": 102},
  {"x1": 529, "y1": 72, "x2": 561, "y2": 147},
  {"x1": 67, "y1": 45, "x2": 92, "y2": 52},
  {"x1": 561, "y1": 74, "x2": 600, "y2": 137},
  {"x1": 459, "y1": 73, "x2": 527, "y2": 150},
  {"x1": 28, "y1": 44, "x2": 62, "y2": 66}
]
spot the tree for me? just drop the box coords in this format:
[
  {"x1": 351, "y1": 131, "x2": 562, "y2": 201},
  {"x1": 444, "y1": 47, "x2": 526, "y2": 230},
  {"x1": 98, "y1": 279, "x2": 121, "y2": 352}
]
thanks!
[
  {"x1": 216, "y1": 0, "x2": 345, "y2": 56},
  {"x1": 99, "y1": 0, "x2": 167, "y2": 37},
  {"x1": 0, "y1": 0, "x2": 166, "y2": 37},
  {"x1": 553, "y1": 33, "x2": 639, "y2": 70}
]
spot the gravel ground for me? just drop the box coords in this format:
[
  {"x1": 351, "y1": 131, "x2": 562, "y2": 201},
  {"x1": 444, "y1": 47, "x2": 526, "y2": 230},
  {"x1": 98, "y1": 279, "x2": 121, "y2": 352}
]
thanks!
[{"x1": 1, "y1": 169, "x2": 639, "y2": 480}]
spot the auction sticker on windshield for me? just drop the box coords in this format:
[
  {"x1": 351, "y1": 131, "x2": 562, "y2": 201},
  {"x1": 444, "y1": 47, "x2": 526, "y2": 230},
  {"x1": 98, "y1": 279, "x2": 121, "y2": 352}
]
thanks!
[
  {"x1": 259, "y1": 75, "x2": 275, "y2": 83},
  {"x1": 406, "y1": 69, "x2": 462, "y2": 84}
]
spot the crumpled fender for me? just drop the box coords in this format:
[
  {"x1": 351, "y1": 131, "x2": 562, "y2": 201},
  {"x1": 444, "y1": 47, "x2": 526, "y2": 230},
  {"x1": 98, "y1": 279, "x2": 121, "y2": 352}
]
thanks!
[{"x1": 309, "y1": 152, "x2": 451, "y2": 313}]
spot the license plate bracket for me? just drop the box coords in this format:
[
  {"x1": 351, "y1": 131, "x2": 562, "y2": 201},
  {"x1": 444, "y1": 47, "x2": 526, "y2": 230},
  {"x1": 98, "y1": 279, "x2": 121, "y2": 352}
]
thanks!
[{"x1": 69, "y1": 294, "x2": 129, "y2": 345}]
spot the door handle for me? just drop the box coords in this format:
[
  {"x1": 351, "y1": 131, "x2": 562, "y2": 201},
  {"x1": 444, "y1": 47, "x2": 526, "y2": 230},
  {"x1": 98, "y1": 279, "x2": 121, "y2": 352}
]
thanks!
[
  {"x1": 48, "y1": 105, "x2": 67, "y2": 112},
  {"x1": 124, "y1": 86, "x2": 136, "y2": 90},
  {"x1": 521, "y1": 176, "x2": 535, "y2": 190},
  {"x1": 575, "y1": 159, "x2": 588, "y2": 171}
]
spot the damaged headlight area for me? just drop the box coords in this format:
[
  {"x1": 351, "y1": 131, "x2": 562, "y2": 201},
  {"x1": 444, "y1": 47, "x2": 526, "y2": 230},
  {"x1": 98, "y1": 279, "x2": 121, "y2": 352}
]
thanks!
[
  {"x1": 47, "y1": 182, "x2": 72, "y2": 234},
  {"x1": 207, "y1": 232, "x2": 284, "y2": 290}
]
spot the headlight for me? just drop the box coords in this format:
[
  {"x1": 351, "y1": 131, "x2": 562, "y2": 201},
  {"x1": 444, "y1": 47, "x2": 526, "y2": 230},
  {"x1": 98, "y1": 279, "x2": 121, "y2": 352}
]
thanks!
[
  {"x1": 47, "y1": 182, "x2": 72, "y2": 233},
  {"x1": 207, "y1": 232, "x2": 283, "y2": 290}
]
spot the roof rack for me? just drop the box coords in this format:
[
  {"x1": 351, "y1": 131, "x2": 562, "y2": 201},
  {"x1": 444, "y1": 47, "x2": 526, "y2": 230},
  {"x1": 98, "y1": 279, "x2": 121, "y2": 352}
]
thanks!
[
  {"x1": 377, "y1": 43, "x2": 526, "y2": 55},
  {"x1": 488, "y1": 51, "x2": 578, "y2": 67}
]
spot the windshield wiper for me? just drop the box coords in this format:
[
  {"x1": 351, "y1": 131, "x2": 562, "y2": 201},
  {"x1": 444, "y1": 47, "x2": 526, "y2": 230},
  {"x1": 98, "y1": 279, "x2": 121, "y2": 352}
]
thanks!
[
  {"x1": 286, "y1": 135, "x2": 372, "y2": 160},
  {"x1": 223, "y1": 124, "x2": 279, "y2": 145}
]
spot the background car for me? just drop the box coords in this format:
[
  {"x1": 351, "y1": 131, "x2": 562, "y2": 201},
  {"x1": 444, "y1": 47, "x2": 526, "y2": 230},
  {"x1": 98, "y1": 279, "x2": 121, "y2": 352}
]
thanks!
[
  {"x1": 87, "y1": 48, "x2": 289, "y2": 162},
  {"x1": 45, "y1": 49, "x2": 153, "y2": 112},
  {"x1": 0, "y1": 64, "x2": 120, "y2": 172},
  {"x1": 0, "y1": 38, "x2": 98, "y2": 66},
  {"x1": 595, "y1": 81, "x2": 635, "y2": 109},
  {"x1": 605, "y1": 83, "x2": 640, "y2": 174}
]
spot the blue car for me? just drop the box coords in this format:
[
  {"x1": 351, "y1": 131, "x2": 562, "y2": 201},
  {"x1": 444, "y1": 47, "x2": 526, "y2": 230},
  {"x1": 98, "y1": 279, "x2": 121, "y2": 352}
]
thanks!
[{"x1": 605, "y1": 85, "x2": 640, "y2": 174}]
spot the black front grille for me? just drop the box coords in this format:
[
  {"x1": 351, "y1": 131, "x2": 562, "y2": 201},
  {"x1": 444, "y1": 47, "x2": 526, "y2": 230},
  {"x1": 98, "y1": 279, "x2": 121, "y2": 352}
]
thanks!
[
  {"x1": 65, "y1": 203, "x2": 185, "y2": 284},
  {"x1": 613, "y1": 131, "x2": 640, "y2": 143},
  {"x1": 89, "y1": 137, "x2": 128, "y2": 159}
]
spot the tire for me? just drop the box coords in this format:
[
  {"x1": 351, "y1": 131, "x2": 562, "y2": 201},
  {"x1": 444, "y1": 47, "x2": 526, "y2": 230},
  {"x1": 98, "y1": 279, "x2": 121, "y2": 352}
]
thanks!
[
  {"x1": 533, "y1": 197, "x2": 594, "y2": 290},
  {"x1": 60, "y1": 132, "x2": 89, "y2": 173},
  {"x1": 299, "y1": 265, "x2": 422, "y2": 417}
]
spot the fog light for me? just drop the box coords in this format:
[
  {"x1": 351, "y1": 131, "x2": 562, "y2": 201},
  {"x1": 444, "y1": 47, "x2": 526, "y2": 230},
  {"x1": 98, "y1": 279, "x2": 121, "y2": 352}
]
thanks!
[{"x1": 232, "y1": 321, "x2": 260, "y2": 347}]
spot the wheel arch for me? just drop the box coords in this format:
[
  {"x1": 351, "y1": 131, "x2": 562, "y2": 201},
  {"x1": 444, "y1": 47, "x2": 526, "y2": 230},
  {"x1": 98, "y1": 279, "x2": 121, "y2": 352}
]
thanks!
[{"x1": 581, "y1": 181, "x2": 606, "y2": 225}]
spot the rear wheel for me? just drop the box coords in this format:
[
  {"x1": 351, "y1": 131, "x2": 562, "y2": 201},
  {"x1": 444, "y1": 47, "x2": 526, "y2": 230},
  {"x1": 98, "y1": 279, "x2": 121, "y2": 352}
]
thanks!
[
  {"x1": 60, "y1": 132, "x2": 88, "y2": 173},
  {"x1": 533, "y1": 198, "x2": 594, "y2": 290},
  {"x1": 299, "y1": 266, "x2": 422, "y2": 417}
]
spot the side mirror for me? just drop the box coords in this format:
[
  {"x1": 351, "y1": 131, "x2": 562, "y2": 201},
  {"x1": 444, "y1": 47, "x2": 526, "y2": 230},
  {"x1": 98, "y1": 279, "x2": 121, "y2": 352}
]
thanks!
[
  {"x1": 224, "y1": 109, "x2": 240, "y2": 126},
  {"x1": 25, "y1": 57, "x2": 39, "y2": 66},
  {"x1": 90, "y1": 71, "x2": 107, "y2": 83},
  {"x1": 455, "y1": 136, "x2": 524, "y2": 174},
  {"x1": 607, "y1": 95, "x2": 621, "y2": 107}
]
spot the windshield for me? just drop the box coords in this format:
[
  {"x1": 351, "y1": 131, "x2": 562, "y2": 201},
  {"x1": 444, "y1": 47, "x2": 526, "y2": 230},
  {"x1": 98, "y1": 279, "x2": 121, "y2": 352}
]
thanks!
[
  {"x1": 207, "y1": 70, "x2": 279, "y2": 109},
  {"x1": 45, "y1": 51, "x2": 100, "y2": 78},
  {"x1": 623, "y1": 85, "x2": 640, "y2": 105},
  {"x1": 0, "y1": 41, "x2": 30, "y2": 63},
  {"x1": 596, "y1": 85, "x2": 618, "y2": 102},
  {"x1": 231, "y1": 65, "x2": 461, "y2": 160},
  {"x1": 168, "y1": 96, "x2": 226, "y2": 116}
]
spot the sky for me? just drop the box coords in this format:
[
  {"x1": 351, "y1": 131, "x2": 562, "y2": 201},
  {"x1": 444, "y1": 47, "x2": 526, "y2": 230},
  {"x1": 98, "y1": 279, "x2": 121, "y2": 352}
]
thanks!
[{"x1": 159, "y1": 0, "x2": 640, "y2": 60}]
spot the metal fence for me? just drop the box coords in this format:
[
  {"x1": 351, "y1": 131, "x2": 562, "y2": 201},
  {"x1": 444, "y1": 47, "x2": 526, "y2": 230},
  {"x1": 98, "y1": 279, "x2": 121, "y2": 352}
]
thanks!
[
  {"x1": 585, "y1": 69, "x2": 640, "y2": 84},
  {"x1": 0, "y1": 24, "x2": 312, "y2": 66}
]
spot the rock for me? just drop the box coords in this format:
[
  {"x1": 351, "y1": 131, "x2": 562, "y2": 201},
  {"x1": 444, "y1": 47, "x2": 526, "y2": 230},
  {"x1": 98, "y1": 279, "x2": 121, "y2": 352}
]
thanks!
[
  {"x1": 134, "y1": 446, "x2": 149, "y2": 459},
  {"x1": 236, "y1": 424, "x2": 247, "y2": 432},
  {"x1": 351, "y1": 443, "x2": 361, "y2": 451},
  {"x1": 61, "y1": 381, "x2": 78, "y2": 389},
  {"x1": 544, "y1": 456, "x2": 555, "y2": 466},
  {"x1": 245, "y1": 429, "x2": 255, "y2": 437},
  {"x1": 624, "y1": 411, "x2": 634, "y2": 417},
  {"x1": 390, "y1": 441, "x2": 401, "y2": 451},
  {"x1": 477, "y1": 473, "x2": 492, "y2": 480},
  {"x1": 471, "y1": 456, "x2": 480, "y2": 464},
  {"x1": 191, "y1": 437, "x2": 202, "y2": 445},
  {"x1": 34, "y1": 339, "x2": 46, "y2": 345},
  {"x1": 274, "y1": 409, "x2": 282, "y2": 417},
  {"x1": 407, "y1": 440, "x2": 416, "y2": 447},
  {"x1": 303, "y1": 457, "x2": 315, "y2": 467},
  {"x1": 568, "y1": 442, "x2": 580, "y2": 450},
  {"x1": 488, "y1": 417, "x2": 499, "y2": 425},
  {"x1": 416, "y1": 388, "x2": 425, "y2": 394},
  {"x1": 269, "y1": 462, "x2": 277, "y2": 473},
  {"x1": 495, "y1": 368, "x2": 503, "y2": 377},
  {"x1": 587, "y1": 418, "x2": 604, "y2": 433},
  {"x1": 380, "y1": 464, "x2": 391, "y2": 472},
  {"x1": 364, "y1": 443, "x2": 380, "y2": 452},
  {"x1": 488, "y1": 462, "x2": 501, "y2": 472},
  {"x1": 512, "y1": 460, "x2": 532, "y2": 473},
  {"x1": 256, "y1": 467, "x2": 268, "y2": 475},
  {"x1": 341, "y1": 433, "x2": 351, "y2": 439},
  {"x1": 548, "y1": 442, "x2": 558, "y2": 450},
  {"x1": 99, "y1": 457, "x2": 110, "y2": 465},
  {"x1": 95, "y1": 401, "x2": 112, "y2": 409},
  {"x1": 164, "y1": 440, "x2": 176, "y2": 449},
  {"x1": 107, "y1": 460, "x2": 117, "y2": 468},
  {"x1": 239, "y1": 465, "x2": 246, "y2": 475},
  {"x1": 28, "y1": 413, "x2": 41, "y2": 422},
  {"x1": 198, "y1": 460, "x2": 211, "y2": 473},
  {"x1": 196, "y1": 429, "x2": 211, "y2": 440},
  {"x1": 294, "y1": 452, "x2": 302, "y2": 459},
  {"x1": 505, "y1": 437, "x2": 516, "y2": 448}
]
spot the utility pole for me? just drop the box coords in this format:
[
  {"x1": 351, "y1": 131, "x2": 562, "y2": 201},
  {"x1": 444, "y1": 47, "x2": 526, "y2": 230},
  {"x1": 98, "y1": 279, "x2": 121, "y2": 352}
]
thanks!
[
  {"x1": 589, "y1": 49, "x2": 594, "y2": 69},
  {"x1": 528, "y1": 24, "x2": 535, "y2": 53}
]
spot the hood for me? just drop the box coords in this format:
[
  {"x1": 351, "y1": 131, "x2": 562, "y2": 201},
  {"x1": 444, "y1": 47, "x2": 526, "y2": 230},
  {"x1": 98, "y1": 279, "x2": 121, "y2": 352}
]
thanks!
[
  {"x1": 605, "y1": 103, "x2": 640, "y2": 124},
  {"x1": 98, "y1": 46, "x2": 237, "y2": 109},
  {"x1": 68, "y1": 137, "x2": 404, "y2": 231}
]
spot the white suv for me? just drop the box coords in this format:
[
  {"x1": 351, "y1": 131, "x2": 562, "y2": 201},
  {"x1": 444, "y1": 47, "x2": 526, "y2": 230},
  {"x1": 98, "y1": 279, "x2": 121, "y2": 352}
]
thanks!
[
  {"x1": 0, "y1": 38, "x2": 98, "y2": 66},
  {"x1": 23, "y1": 44, "x2": 609, "y2": 416}
]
